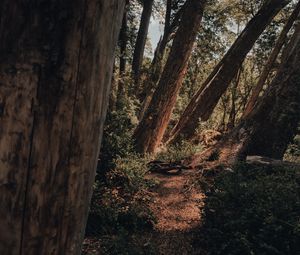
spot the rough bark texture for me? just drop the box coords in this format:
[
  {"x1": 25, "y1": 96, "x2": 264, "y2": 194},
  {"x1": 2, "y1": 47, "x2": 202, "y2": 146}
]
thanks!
[
  {"x1": 243, "y1": 0, "x2": 300, "y2": 118},
  {"x1": 134, "y1": 0, "x2": 206, "y2": 153},
  {"x1": 168, "y1": 0, "x2": 290, "y2": 144},
  {"x1": 191, "y1": 23, "x2": 300, "y2": 167},
  {"x1": 0, "y1": 1, "x2": 124, "y2": 254},
  {"x1": 138, "y1": 0, "x2": 182, "y2": 120},
  {"x1": 132, "y1": 0, "x2": 154, "y2": 86}
]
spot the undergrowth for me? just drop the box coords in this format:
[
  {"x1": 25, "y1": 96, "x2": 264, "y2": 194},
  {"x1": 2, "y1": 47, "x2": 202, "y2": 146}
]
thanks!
[
  {"x1": 85, "y1": 154, "x2": 157, "y2": 254},
  {"x1": 198, "y1": 164, "x2": 300, "y2": 255},
  {"x1": 156, "y1": 140, "x2": 202, "y2": 162},
  {"x1": 284, "y1": 134, "x2": 300, "y2": 163}
]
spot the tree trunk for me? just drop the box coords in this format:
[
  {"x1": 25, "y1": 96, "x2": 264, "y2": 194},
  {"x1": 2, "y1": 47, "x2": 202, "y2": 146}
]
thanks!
[
  {"x1": 132, "y1": 0, "x2": 154, "y2": 87},
  {"x1": 0, "y1": 1, "x2": 124, "y2": 254},
  {"x1": 119, "y1": 5, "x2": 128, "y2": 75},
  {"x1": 134, "y1": 0, "x2": 207, "y2": 153},
  {"x1": 227, "y1": 68, "x2": 242, "y2": 130},
  {"x1": 167, "y1": 0, "x2": 290, "y2": 144},
  {"x1": 191, "y1": 23, "x2": 300, "y2": 167},
  {"x1": 117, "y1": 3, "x2": 129, "y2": 110},
  {"x1": 138, "y1": 0, "x2": 175, "y2": 119},
  {"x1": 243, "y1": 0, "x2": 300, "y2": 118}
]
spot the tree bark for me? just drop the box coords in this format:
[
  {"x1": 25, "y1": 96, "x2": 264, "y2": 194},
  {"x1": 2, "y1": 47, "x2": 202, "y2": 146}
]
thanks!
[
  {"x1": 138, "y1": 0, "x2": 175, "y2": 119},
  {"x1": 132, "y1": 0, "x2": 154, "y2": 87},
  {"x1": 243, "y1": 0, "x2": 300, "y2": 118},
  {"x1": 167, "y1": 0, "x2": 290, "y2": 144},
  {"x1": 191, "y1": 23, "x2": 300, "y2": 167},
  {"x1": 117, "y1": 2, "x2": 129, "y2": 110},
  {"x1": 134, "y1": 0, "x2": 207, "y2": 153},
  {"x1": 227, "y1": 68, "x2": 242, "y2": 130},
  {"x1": 0, "y1": 1, "x2": 124, "y2": 254}
]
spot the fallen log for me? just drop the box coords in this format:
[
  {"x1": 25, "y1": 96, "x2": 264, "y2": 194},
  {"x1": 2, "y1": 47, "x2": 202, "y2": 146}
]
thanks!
[{"x1": 147, "y1": 160, "x2": 192, "y2": 175}]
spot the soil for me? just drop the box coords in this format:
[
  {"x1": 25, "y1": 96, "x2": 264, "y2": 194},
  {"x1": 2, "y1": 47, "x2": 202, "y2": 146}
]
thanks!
[
  {"x1": 145, "y1": 169, "x2": 206, "y2": 255},
  {"x1": 82, "y1": 168, "x2": 207, "y2": 255}
]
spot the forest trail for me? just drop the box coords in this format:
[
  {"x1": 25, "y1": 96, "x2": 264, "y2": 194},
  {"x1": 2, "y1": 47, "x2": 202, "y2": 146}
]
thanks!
[{"x1": 146, "y1": 169, "x2": 206, "y2": 254}]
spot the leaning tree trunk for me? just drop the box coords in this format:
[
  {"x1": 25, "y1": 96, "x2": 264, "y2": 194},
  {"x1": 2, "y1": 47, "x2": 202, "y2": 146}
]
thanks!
[
  {"x1": 134, "y1": 0, "x2": 207, "y2": 154},
  {"x1": 167, "y1": 0, "x2": 290, "y2": 144},
  {"x1": 0, "y1": 1, "x2": 124, "y2": 255},
  {"x1": 132, "y1": 0, "x2": 154, "y2": 87},
  {"x1": 191, "y1": 23, "x2": 300, "y2": 167},
  {"x1": 243, "y1": 0, "x2": 300, "y2": 118}
]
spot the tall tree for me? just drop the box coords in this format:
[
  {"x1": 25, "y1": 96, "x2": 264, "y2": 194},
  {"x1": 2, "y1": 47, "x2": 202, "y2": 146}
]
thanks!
[
  {"x1": 117, "y1": 1, "x2": 130, "y2": 109},
  {"x1": 167, "y1": 0, "x2": 290, "y2": 144},
  {"x1": 138, "y1": 0, "x2": 183, "y2": 120},
  {"x1": 132, "y1": 0, "x2": 154, "y2": 86},
  {"x1": 192, "y1": 22, "x2": 300, "y2": 167},
  {"x1": 0, "y1": 1, "x2": 124, "y2": 254},
  {"x1": 134, "y1": 0, "x2": 207, "y2": 153},
  {"x1": 243, "y1": 0, "x2": 300, "y2": 118}
]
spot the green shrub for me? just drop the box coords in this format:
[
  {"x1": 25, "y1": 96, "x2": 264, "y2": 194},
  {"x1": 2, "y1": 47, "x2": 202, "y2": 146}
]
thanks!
[
  {"x1": 198, "y1": 164, "x2": 300, "y2": 255},
  {"x1": 88, "y1": 154, "x2": 156, "y2": 236},
  {"x1": 98, "y1": 97, "x2": 138, "y2": 173},
  {"x1": 284, "y1": 135, "x2": 300, "y2": 163},
  {"x1": 156, "y1": 140, "x2": 202, "y2": 162},
  {"x1": 86, "y1": 154, "x2": 157, "y2": 254}
]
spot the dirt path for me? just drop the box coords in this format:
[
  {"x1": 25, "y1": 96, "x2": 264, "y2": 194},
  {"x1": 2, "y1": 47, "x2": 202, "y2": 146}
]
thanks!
[
  {"x1": 146, "y1": 169, "x2": 206, "y2": 254},
  {"x1": 82, "y1": 169, "x2": 207, "y2": 255}
]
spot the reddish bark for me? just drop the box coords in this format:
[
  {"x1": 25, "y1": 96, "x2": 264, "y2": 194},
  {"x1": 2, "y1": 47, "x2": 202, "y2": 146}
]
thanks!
[
  {"x1": 134, "y1": 0, "x2": 207, "y2": 153},
  {"x1": 167, "y1": 0, "x2": 290, "y2": 144},
  {"x1": 192, "y1": 23, "x2": 300, "y2": 167}
]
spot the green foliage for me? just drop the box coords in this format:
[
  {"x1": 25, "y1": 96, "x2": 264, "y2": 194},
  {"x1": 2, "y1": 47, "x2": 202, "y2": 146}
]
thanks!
[
  {"x1": 87, "y1": 154, "x2": 157, "y2": 254},
  {"x1": 98, "y1": 97, "x2": 138, "y2": 172},
  {"x1": 285, "y1": 135, "x2": 300, "y2": 163},
  {"x1": 90, "y1": 154, "x2": 155, "y2": 234},
  {"x1": 156, "y1": 140, "x2": 202, "y2": 162},
  {"x1": 100, "y1": 230, "x2": 157, "y2": 255},
  {"x1": 198, "y1": 164, "x2": 300, "y2": 255}
]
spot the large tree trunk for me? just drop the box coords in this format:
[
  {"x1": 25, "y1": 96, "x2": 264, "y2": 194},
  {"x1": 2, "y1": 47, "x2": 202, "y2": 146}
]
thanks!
[
  {"x1": 132, "y1": 0, "x2": 154, "y2": 87},
  {"x1": 0, "y1": 1, "x2": 124, "y2": 254},
  {"x1": 134, "y1": 0, "x2": 207, "y2": 154},
  {"x1": 243, "y1": 0, "x2": 300, "y2": 118},
  {"x1": 191, "y1": 23, "x2": 300, "y2": 167},
  {"x1": 138, "y1": 0, "x2": 174, "y2": 119},
  {"x1": 167, "y1": 0, "x2": 290, "y2": 144}
]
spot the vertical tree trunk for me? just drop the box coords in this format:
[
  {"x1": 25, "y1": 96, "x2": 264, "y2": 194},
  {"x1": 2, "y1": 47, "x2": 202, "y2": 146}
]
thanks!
[
  {"x1": 132, "y1": 0, "x2": 154, "y2": 87},
  {"x1": 134, "y1": 0, "x2": 207, "y2": 153},
  {"x1": 167, "y1": 0, "x2": 290, "y2": 144},
  {"x1": 0, "y1": 1, "x2": 124, "y2": 254},
  {"x1": 227, "y1": 68, "x2": 242, "y2": 130},
  {"x1": 119, "y1": 5, "x2": 128, "y2": 75},
  {"x1": 243, "y1": 0, "x2": 300, "y2": 118},
  {"x1": 117, "y1": 2, "x2": 129, "y2": 109}
]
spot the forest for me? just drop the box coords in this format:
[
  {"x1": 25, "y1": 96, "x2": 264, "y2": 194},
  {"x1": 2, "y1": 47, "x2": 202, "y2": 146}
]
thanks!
[{"x1": 0, "y1": 0, "x2": 300, "y2": 254}]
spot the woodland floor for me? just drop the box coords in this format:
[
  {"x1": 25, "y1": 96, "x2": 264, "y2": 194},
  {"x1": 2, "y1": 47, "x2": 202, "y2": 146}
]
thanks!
[
  {"x1": 144, "y1": 170, "x2": 206, "y2": 255},
  {"x1": 82, "y1": 168, "x2": 207, "y2": 255}
]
